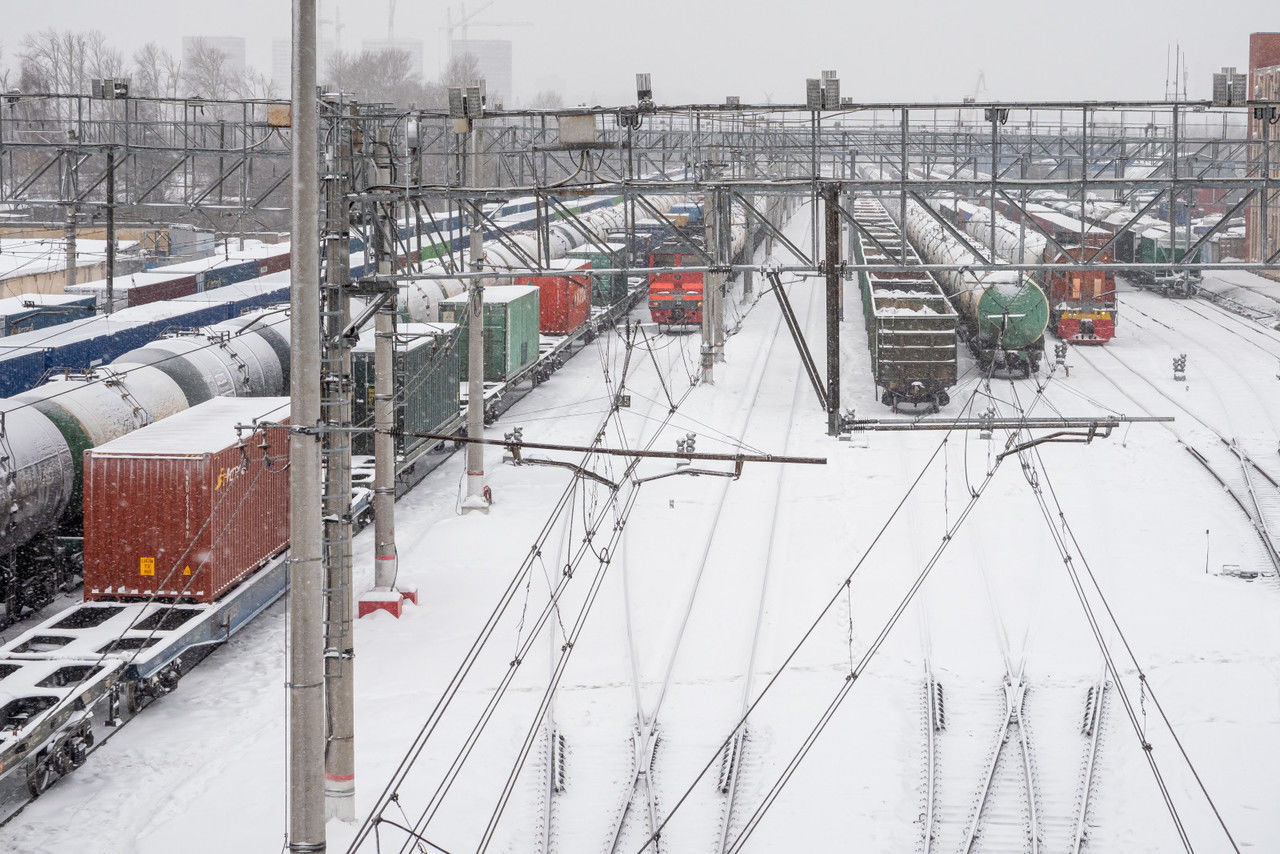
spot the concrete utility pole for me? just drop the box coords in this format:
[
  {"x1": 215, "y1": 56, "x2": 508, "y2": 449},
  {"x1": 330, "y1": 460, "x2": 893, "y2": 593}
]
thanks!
[
  {"x1": 462, "y1": 122, "x2": 490, "y2": 513},
  {"x1": 287, "y1": 0, "x2": 326, "y2": 851},
  {"x1": 372, "y1": 127, "x2": 400, "y2": 586},
  {"x1": 823, "y1": 183, "x2": 841, "y2": 436},
  {"x1": 104, "y1": 147, "x2": 115, "y2": 315},
  {"x1": 321, "y1": 101, "x2": 355, "y2": 822},
  {"x1": 700, "y1": 188, "x2": 718, "y2": 384},
  {"x1": 714, "y1": 186, "x2": 728, "y2": 361},
  {"x1": 63, "y1": 203, "x2": 76, "y2": 292}
]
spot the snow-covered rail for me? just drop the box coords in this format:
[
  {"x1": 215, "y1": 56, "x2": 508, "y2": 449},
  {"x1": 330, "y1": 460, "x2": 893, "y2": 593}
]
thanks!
[
  {"x1": 604, "y1": 283, "x2": 798, "y2": 854},
  {"x1": 715, "y1": 277, "x2": 817, "y2": 854},
  {"x1": 1077, "y1": 340, "x2": 1280, "y2": 579}
]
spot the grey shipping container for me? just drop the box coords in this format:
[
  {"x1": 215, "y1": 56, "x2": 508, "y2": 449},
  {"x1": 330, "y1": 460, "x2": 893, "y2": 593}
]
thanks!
[
  {"x1": 350, "y1": 323, "x2": 462, "y2": 456},
  {"x1": 438, "y1": 286, "x2": 539, "y2": 382}
]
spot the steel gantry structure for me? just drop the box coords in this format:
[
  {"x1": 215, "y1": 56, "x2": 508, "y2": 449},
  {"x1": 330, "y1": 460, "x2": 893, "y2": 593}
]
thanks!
[{"x1": 3, "y1": 79, "x2": 1275, "y2": 852}]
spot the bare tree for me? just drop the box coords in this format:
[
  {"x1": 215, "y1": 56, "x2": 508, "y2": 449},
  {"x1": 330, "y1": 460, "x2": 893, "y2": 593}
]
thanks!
[
  {"x1": 132, "y1": 42, "x2": 182, "y2": 100},
  {"x1": 326, "y1": 48, "x2": 440, "y2": 108},
  {"x1": 181, "y1": 37, "x2": 237, "y2": 100},
  {"x1": 442, "y1": 52, "x2": 481, "y2": 89},
  {"x1": 19, "y1": 29, "x2": 121, "y2": 91},
  {"x1": 528, "y1": 90, "x2": 564, "y2": 109}
]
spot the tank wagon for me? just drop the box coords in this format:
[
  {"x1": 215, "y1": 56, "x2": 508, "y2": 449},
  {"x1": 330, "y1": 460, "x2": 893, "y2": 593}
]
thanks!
[
  {"x1": 895, "y1": 199, "x2": 1047, "y2": 376},
  {"x1": 0, "y1": 309, "x2": 292, "y2": 625},
  {"x1": 952, "y1": 201, "x2": 1116, "y2": 343}
]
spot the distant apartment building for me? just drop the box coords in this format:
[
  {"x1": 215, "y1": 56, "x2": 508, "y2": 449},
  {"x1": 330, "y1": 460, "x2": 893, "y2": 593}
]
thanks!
[
  {"x1": 1247, "y1": 32, "x2": 1280, "y2": 264},
  {"x1": 450, "y1": 39, "x2": 512, "y2": 108},
  {"x1": 360, "y1": 39, "x2": 425, "y2": 81},
  {"x1": 182, "y1": 36, "x2": 247, "y2": 77}
]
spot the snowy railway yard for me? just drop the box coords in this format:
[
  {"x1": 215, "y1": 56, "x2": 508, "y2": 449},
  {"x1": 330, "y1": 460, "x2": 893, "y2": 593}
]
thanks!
[{"x1": 3, "y1": 205, "x2": 1278, "y2": 854}]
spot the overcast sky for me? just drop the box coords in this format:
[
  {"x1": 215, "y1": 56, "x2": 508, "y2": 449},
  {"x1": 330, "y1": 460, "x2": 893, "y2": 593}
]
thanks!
[{"x1": 0, "y1": 0, "x2": 1275, "y2": 104}]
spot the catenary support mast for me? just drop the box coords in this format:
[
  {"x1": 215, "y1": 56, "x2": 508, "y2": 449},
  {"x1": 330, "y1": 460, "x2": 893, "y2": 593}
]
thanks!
[{"x1": 287, "y1": 0, "x2": 326, "y2": 850}]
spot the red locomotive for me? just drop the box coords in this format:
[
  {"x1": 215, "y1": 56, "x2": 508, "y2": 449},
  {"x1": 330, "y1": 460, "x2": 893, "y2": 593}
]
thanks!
[{"x1": 648, "y1": 244, "x2": 704, "y2": 327}]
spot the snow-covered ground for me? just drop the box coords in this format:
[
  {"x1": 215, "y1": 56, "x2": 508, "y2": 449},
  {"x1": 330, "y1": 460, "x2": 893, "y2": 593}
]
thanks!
[{"x1": 5, "y1": 208, "x2": 1279, "y2": 854}]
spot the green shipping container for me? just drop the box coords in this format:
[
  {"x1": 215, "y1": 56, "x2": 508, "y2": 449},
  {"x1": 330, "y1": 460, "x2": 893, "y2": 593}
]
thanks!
[
  {"x1": 438, "y1": 285, "x2": 540, "y2": 382},
  {"x1": 566, "y1": 243, "x2": 629, "y2": 306},
  {"x1": 1137, "y1": 228, "x2": 1201, "y2": 266},
  {"x1": 350, "y1": 323, "x2": 462, "y2": 456}
]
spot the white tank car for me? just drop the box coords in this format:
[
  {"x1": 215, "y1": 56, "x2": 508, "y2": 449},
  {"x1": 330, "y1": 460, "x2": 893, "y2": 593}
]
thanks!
[
  {"x1": 0, "y1": 404, "x2": 75, "y2": 557},
  {"x1": 483, "y1": 233, "x2": 542, "y2": 271},
  {"x1": 897, "y1": 199, "x2": 1027, "y2": 321},
  {"x1": 963, "y1": 204, "x2": 1047, "y2": 266},
  {"x1": 401, "y1": 259, "x2": 470, "y2": 323}
]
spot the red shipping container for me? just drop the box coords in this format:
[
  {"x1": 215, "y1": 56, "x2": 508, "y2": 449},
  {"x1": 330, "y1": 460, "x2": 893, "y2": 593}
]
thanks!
[
  {"x1": 126, "y1": 274, "x2": 199, "y2": 307},
  {"x1": 516, "y1": 259, "x2": 592, "y2": 334},
  {"x1": 82, "y1": 396, "x2": 291, "y2": 603},
  {"x1": 261, "y1": 250, "x2": 291, "y2": 274}
]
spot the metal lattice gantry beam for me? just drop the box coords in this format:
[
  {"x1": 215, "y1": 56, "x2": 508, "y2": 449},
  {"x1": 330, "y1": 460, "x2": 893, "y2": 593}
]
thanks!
[{"x1": 2, "y1": 93, "x2": 1277, "y2": 268}]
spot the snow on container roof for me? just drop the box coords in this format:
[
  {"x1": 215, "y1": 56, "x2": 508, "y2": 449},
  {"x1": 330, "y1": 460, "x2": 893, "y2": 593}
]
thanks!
[
  {"x1": 0, "y1": 293, "x2": 94, "y2": 314},
  {"x1": 351, "y1": 322, "x2": 457, "y2": 353},
  {"x1": 567, "y1": 242, "x2": 628, "y2": 255},
  {"x1": 91, "y1": 396, "x2": 290, "y2": 456},
  {"x1": 1030, "y1": 208, "x2": 1109, "y2": 236},
  {"x1": 441, "y1": 285, "x2": 538, "y2": 304}
]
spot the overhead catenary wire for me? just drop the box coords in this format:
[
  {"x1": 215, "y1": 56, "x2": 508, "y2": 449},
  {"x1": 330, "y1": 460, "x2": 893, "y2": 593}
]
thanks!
[
  {"x1": 387, "y1": 326, "x2": 705, "y2": 853},
  {"x1": 1013, "y1": 421, "x2": 1242, "y2": 852},
  {"x1": 348, "y1": 317, "x2": 701, "y2": 853}
]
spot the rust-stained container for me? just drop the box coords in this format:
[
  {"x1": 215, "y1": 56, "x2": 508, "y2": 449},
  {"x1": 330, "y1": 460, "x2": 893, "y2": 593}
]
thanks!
[
  {"x1": 515, "y1": 259, "x2": 592, "y2": 334},
  {"x1": 82, "y1": 396, "x2": 291, "y2": 603}
]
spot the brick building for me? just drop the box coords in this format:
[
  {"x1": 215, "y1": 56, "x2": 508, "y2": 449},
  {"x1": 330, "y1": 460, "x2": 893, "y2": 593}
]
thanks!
[{"x1": 1247, "y1": 32, "x2": 1280, "y2": 264}]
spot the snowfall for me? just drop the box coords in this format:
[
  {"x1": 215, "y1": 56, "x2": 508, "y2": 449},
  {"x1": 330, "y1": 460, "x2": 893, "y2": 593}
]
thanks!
[{"x1": 5, "y1": 206, "x2": 1279, "y2": 854}]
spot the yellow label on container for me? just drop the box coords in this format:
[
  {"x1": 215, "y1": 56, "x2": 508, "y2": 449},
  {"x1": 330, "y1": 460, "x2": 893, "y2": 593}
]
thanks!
[
  {"x1": 140, "y1": 557, "x2": 155, "y2": 577},
  {"x1": 183, "y1": 566, "x2": 192, "y2": 576}
]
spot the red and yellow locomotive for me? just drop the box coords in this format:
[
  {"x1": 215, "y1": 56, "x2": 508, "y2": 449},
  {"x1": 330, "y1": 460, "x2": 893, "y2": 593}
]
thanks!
[{"x1": 647, "y1": 245, "x2": 704, "y2": 327}]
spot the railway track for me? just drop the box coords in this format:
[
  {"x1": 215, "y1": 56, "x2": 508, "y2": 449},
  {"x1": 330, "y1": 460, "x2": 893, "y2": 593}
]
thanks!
[
  {"x1": 714, "y1": 275, "x2": 817, "y2": 854},
  {"x1": 602, "y1": 280, "x2": 801, "y2": 854},
  {"x1": 919, "y1": 383, "x2": 1111, "y2": 854},
  {"x1": 1076, "y1": 316, "x2": 1280, "y2": 577}
]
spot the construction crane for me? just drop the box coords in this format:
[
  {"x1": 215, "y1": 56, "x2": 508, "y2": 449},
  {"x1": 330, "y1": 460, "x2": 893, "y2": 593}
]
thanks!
[
  {"x1": 441, "y1": 1, "x2": 531, "y2": 60},
  {"x1": 320, "y1": 5, "x2": 344, "y2": 52},
  {"x1": 963, "y1": 70, "x2": 988, "y2": 104}
]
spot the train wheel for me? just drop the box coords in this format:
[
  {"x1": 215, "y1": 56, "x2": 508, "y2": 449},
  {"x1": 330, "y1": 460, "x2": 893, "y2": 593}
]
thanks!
[{"x1": 26, "y1": 759, "x2": 53, "y2": 797}]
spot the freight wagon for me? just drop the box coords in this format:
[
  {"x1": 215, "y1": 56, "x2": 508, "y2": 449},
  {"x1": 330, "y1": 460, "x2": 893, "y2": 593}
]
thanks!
[
  {"x1": 350, "y1": 323, "x2": 461, "y2": 457},
  {"x1": 959, "y1": 202, "x2": 1116, "y2": 344},
  {"x1": 82, "y1": 397, "x2": 291, "y2": 604},
  {"x1": 851, "y1": 197, "x2": 958, "y2": 410},
  {"x1": 438, "y1": 285, "x2": 540, "y2": 382},
  {"x1": 0, "y1": 310, "x2": 292, "y2": 624},
  {"x1": 895, "y1": 199, "x2": 1047, "y2": 376},
  {"x1": 66, "y1": 242, "x2": 290, "y2": 311},
  {"x1": 564, "y1": 243, "x2": 629, "y2": 306},
  {"x1": 0, "y1": 281, "x2": 289, "y2": 398},
  {"x1": 515, "y1": 259, "x2": 593, "y2": 334},
  {"x1": 1134, "y1": 226, "x2": 1203, "y2": 294}
]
